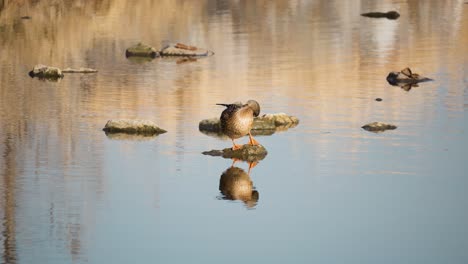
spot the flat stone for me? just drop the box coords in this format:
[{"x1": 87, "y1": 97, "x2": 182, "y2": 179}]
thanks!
[
  {"x1": 159, "y1": 43, "x2": 214, "y2": 57},
  {"x1": 203, "y1": 144, "x2": 267, "y2": 162},
  {"x1": 62, "y1": 67, "x2": 98, "y2": 73},
  {"x1": 361, "y1": 11, "x2": 400, "y2": 19},
  {"x1": 29, "y1": 64, "x2": 64, "y2": 79},
  {"x1": 125, "y1": 43, "x2": 159, "y2": 58},
  {"x1": 362, "y1": 122, "x2": 397, "y2": 132},
  {"x1": 103, "y1": 119, "x2": 167, "y2": 135}
]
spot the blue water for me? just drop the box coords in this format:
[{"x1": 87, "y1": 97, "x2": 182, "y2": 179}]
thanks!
[{"x1": 1, "y1": 0, "x2": 467, "y2": 263}]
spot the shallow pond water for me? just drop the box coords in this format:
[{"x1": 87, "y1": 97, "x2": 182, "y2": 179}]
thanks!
[{"x1": 1, "y1": 1, "x2": 468, "y2": 263}]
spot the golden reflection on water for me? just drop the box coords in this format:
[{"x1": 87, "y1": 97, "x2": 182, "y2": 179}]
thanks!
[{"x1": 1, "y1": 0, "x2": 468, "y2": 262}]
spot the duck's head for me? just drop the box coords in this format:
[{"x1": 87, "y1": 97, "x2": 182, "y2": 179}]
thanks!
[{"x1": 245, "y1": 100, "x2": 260, "y2": 117}]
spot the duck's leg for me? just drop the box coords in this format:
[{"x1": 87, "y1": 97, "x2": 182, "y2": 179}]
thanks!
[
  {"x1": 232, "y1": 139, "x2": 242, "y2": 150},
  {"x1": 248, "y1": 132, "x2": 260, "y2": 146},
  {"x1": 231, "y1": 158, "x2": 240, "y2": 167},
  {"x1": 247, "y1": 161, "x2": 258, "y2": 175}
]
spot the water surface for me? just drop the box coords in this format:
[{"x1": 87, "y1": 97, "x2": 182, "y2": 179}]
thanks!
[{"x1": 1, "y1": 1, "x2": 468, "y2": 263}]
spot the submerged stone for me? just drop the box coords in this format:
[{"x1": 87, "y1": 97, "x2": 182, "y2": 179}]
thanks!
[
  {"x1": 361, "y1": 11, "x2": 400, "y2": 19},
  {"x1": 29, "y1": 64, "x2": 64, "y2": 79},
  {"x1": 159, "y1": 43, "x2": 214, "y2": 57},
  {"x1": 203, "y1": 144, "x2": 267, "y2": 162},
  {"x1": 125, "y1": 43, "x2": 159, "y2": 58},
  {"x1": 362, "y1": 122, "x2": 397, "y2": 132},
  {"x1": 103, "y1": 119, "x2": 167, "y2": 135}
]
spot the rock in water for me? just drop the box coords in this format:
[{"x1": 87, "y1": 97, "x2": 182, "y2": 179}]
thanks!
[
  {"x1": 362, "y1": 122, "x2": 397, "y2": 132},
  {"x1": 202, "y1": 144, "x2": 267, "y2": 162},
  {"x1": 103, "y1": 119, "x2": 167, "y2": 135},
  {"x1": 361, "y1": 11, "x2": 400, "y2": 19},
  {"x1": 159, "y1": 43, "x2": 214, "y2": 57},
  {"x1": 29, "y1": 64, "x2": 64, "y2": 79},
  {"x1": 62, "y1": 67, "x2": 98, "y2": 73},
  {"x1": 125, "y1": 43, "x2": 159, "y2": 58}
]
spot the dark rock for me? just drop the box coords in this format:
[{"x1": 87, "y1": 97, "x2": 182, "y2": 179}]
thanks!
[
  {"x1": 160, "y1": 42, "x2": 214, "y2": 57},
  {"x1": 21, "y1": 16, "x2": 31, "y2": 19},
  {"x1": 361, "y1": 11, "x2": 400, "y2": 19},
  {"x1": 125, "y1": 43, "x2": 159, "y2": 58},
  {"x1": 362, "y1": 122, "x2": 397, "y2": 132},
  {"x1": 28, "y1": 64, "x2": 64, "y2": 79},
  {"x1": 103, "y1": 119, "x2": 167, "y2": 135},
  {"x1": 375, "y1": 98, "x2": 383, "y2": 101},
  {"x1": 203, "y1": 144, "x2": 267, "y2": 162}
]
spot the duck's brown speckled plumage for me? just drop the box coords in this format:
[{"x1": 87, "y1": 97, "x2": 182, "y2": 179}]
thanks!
[{"x1": 217, "y1": 100, "x2": 261, "y2": 149}]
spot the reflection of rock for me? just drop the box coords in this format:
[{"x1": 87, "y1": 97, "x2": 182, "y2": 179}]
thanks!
[
  {"x1": 386, "y1": 67, "x2": 433, "y2": 88},
  {"x1": 125, "y1": 43, "x2": 159, "y2": 58},
  {"x1": 126, "y1": 56, "x2": 154, "y2": 64},
  {"x1": 159, "y1": 43, "x2": 214, "y2": 57},
  {"x1": 199, "y1": 113, "x2": 299, "y2": 136},
  {"x1": 176, "y1": 57, "x2": 198, "y2": 64},
  {"x1": 202, "y1": 144, "x2": 267, "y2": 162},
  {"x1": 104, "y1": 132, "x2": 158, "y2": 141},
  {"x1": 29, "y1": 64, "x2": 64, "y2": 79},
  {"x1": 361, "y1": 11, "x2": 400, "y2": 19},
  {"x1": 62, "y1": 67, "x2": 98, "y2": 73},
  {"x1": 362, "y1": 122, "x2": 397, "y2": 132},
  {"x1": 102, "y1": 119, "x2": 167, "y2": 135},
  {"x1": 219, "y1": 166, "x2": 259, "y2": 208}
]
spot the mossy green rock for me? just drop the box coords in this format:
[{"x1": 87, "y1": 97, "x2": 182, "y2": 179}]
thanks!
[
  {"x1": 202, "y1": 144, "x2": 267, "y2": 162},
  {"x1": 125, "y1": 43, "x2": 159, "y2": 58},
  {"x1": 103, "y1": 119, "x2": 167, "y2": 135}
]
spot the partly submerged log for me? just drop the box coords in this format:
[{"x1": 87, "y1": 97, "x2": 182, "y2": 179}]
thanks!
[
  {"x1": 159, "y1": 43, "x2": 214, "y2": 57},
  {"x1": 203, "y1": 144, "x2": 267, "y2": 162},
  {"x1": 361, "y1": 11, "x2": 400, "y2": 19},
  {"x1": 125, "y1": 43, "x2": 159, "y2": 58},
  {"x1": 103, "y1": 119, "x2": 167, "y2": 135},
  {"x1": 29, "y1": 64, "x2": 64, "y2": 79},
  {"x1": 199, "y1": 113, "x2": 299, "y2": 137},
  {"x1": 362, "y1": 122, "x2": 397, "y2": 132},
  {"x1": 62, "y1": 67, "x2": 98, "y2": 73}
]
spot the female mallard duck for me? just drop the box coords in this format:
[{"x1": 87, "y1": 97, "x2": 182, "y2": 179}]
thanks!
[{"x1": 217, "y1": 100, "x2": 261, "y2": 150}]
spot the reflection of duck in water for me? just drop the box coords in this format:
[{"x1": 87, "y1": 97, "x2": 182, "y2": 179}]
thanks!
[
  {"x1": 219, "y1": 166, "x2": 259, "y2": 208},
  {"x1": 217, "y1": 100, "x2": 261, "y2": 150}
]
